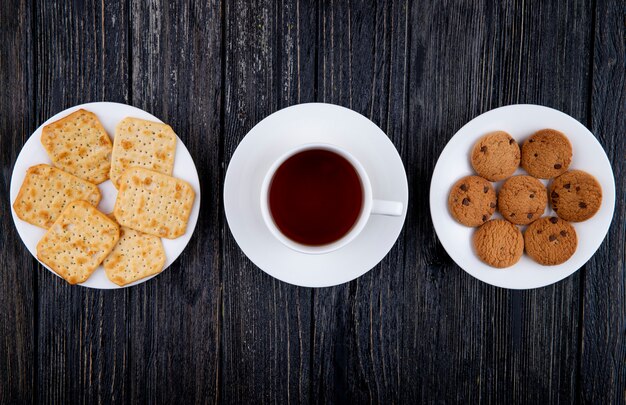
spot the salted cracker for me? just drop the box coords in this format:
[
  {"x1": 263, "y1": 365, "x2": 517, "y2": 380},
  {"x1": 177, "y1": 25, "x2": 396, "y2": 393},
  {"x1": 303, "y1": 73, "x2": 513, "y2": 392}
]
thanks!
[
  {"x1": 37, "y1": 201, "x2": 119, "y2": 285},
  {"x1": 41, "y1": 109, "x2": 112, "y2": 184},
  {"x1": 13, "y1": 164, "x2": 101, "y2": 229},
  {"x1": 109, "y1": 117, "x2": 177, "y2": 188},
  {"x1": 103, "y1": 214, "x2": 166, "y2": 286},
  {"x1": 114, "y1": 167, "x2": 195, "y2": 239}
]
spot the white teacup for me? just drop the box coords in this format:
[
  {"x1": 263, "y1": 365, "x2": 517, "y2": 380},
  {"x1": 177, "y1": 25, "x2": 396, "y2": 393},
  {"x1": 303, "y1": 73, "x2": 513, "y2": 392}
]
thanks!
[{"x1": 260, "y1": 143, "x2": 404, "y2": 254}]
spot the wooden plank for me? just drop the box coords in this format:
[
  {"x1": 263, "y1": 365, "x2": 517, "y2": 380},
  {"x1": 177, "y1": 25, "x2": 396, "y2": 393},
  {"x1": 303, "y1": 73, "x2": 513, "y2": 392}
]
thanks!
[
  {"x1": 401, "y1": 1, "x2": 592, "y2": 402},
  {"x1": 127, "y1": 0, "x2": 222, "y2": 402},
  {"x1": 312, "y1": 0, "x2": 593, "y2": 402},
  {"x1": 311, "y1": 1, "x2": 409, "y2": 403},
  {"x1": 220, "y1": 0, "x2": 315, "y2": 402},
  {"x1": 33, "y1": 1, "x2": 130, "y2": 403},
  {"x1": 0, "y1": 1, "x2": 35, "y2": 403},
  {"x1": 580, "y1": 0, "x2": 626, "y2": 402}
]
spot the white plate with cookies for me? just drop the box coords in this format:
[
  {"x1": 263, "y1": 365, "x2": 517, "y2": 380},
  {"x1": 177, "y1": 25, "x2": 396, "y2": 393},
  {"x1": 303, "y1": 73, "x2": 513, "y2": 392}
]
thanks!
[
  {"x1": 430, "y1": 104, "x2": 615, "y2": 289},
  {"x1": 10, "y1": 102, "x2": 201, "y2": 289}
]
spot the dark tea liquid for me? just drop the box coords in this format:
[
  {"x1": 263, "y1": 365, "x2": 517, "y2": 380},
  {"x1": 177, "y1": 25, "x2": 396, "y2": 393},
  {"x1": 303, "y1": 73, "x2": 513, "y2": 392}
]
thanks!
[{"x1": 268, "y1": 149, "x2": 364, "y2": 246}]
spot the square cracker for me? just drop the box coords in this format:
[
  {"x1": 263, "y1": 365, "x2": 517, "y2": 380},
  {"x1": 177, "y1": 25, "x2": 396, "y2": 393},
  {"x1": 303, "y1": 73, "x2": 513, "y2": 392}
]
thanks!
[
  {"x1": 103, "y1": 214, "x2": 166, "y2": 286},
  {"x1": 114, "y1": 167, "x2": 195, "y2": 239},
  {"x1": 109, "y1": 117, "x2": 177, "y2": 188},
  {"x1": 13, "y1": 164, "x2": 101, "y2": 229},
  {"x1": 41, "y1": 109, "x2": 112, "y2": 184},
  {"x1": 37, "y1": 200, "x2": 119, "y2": 285}
]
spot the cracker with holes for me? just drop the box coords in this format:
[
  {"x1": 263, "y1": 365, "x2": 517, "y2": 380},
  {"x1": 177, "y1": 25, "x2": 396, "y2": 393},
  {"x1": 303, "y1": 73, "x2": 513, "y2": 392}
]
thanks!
[
  {"x1": 13, "y1": 164, "x2": 101, "y2": 229},
  {"x1": 103, "y1": 214, "x2": 166, "y2": 286},
  {"x1": 37, "y1": 201, "x2": 119, "y2": 285},
  {"x1": 109, "y1": 117, "x2": 177, "y2": 188},
  {"x1": 114, "y1": 167, "x2": 195, "y2": 239},
  {"x1": 41, "y1": 109, "x2": 112, "y2": 184}
]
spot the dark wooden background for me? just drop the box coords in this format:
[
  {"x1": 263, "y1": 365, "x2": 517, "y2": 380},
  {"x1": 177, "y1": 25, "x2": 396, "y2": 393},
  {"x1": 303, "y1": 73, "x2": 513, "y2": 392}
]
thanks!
[{"x1": 1, "y1": 0, "x2": 624, "y2": 403}]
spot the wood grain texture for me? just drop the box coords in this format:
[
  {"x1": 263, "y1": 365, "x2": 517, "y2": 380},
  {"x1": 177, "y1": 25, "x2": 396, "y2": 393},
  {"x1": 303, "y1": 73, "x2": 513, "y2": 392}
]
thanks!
[
  {"x1": 0, "y1": 1, "x2": 35, "y2": 403},
  {"x1": 580, "y1": 0, "x2": 626, "y2": 402},
  {"x1": 128, "y1": 0, "x2": 222, "y2": 402},
  {"x1": 401, "y1": 1, "x2": 592, "y2": 403},
  {"x1": 311, "y1": 1, "x2": 409, "y2": 403},
  {"x1": 221, "y1": 0, "x2": 315, "y2": 402},
  {"x1": 0, "y1": 0, "x2": 624, "y2": 403},
  {"x1": 33, "y1": 0, "x2": 130, "y2": 403}
]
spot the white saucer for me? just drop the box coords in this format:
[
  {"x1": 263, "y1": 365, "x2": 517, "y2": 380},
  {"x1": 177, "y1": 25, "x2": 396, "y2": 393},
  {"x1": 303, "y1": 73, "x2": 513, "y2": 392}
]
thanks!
[
  {"x1": 224, "y1": 103, "x2": 408, "y2": 287},
  {"x1": 430, "y1": 104, "x2": 616, "y2": 289},
  {"x1": 10, "y1": 102, "x2": 201, "y2": 289}
]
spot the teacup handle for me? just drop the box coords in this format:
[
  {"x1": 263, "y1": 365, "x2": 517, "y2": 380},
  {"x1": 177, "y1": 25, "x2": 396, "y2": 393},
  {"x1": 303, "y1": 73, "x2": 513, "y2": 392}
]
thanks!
[{"x1": 371, "y1": 199, "x2": 403, "y2": 216}]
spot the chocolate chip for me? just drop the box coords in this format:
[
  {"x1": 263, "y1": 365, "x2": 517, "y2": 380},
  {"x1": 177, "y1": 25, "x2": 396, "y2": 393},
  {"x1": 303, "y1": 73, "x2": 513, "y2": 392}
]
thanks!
[
  {"x1": 579, "y1": 202, "x2": 587, "y2": 208},
  {"x1": 554, "y1": 163, "x2": 562, "y2": 169},
  {"x1": 510, "y1": 213, "x2": 515, "y2": 217},
  {"x1": 490, "y1": 202, "x2": 496, "y2": 208},
  {"x1": 537, "y1": 230, "x2": 543, "y2": 234},
  {"x1": 462, "y1": 198, "x2": 470, "y2": 206},
  {"x1": 534, "y1": 153, "x2": 538, "y2": 157},
  {"x1": 529, "y1": 139, "x2": 534, "y2": 143},
  {"x1": 509, "y1": 138, "x2": 515, "y2": 145},
  {"x1": 564, "y1": 183, "x2": 571, "y2": 189},
  {"x1": 480, "y1": 146, "x2": 487, "y2": 153},
  {"x1": 549, "y1": 234, "x2": 557, "y2": 241},
  {"x1": 560, "y1": 230, "x2": 568, "y2": 237},
  {"x1": 460, "y1": 184, "x2": 468, "y2": 191},
  {"x1": 576, "y1": 186, "x2": 581, "y2": 192},
  {"x1": 552, "y1": 191, "x2": 559, "y2": 198},
  {"x1": 530, "y1": 194, "x2": 535, "y2": 198},
  {"x1": 550, "y1": 217, "x2": 558, "y2": 224},
  {"x1": 483, "y1": 186, "x2": 489, "y2": 193},
  {"x1": 482, "y1": 215, "x2": 487, "y2": 222},
  {"x1": 527, "y1": 213, "x2": 533, "y2": 219}
]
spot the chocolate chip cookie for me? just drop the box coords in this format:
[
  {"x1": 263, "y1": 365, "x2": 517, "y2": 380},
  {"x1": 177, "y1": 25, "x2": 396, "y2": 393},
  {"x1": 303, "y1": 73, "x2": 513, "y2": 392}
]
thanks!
[
  {"x1": 497, "y1": 175, "x2": 547, "y2": 225},
  {"x1": 521, "y1": 129, "x2": 572, "y2": 179},
  {"x1": 471, "y1": 131, "x2": 521, "y2": 181},
  {"x1": 524, "y1": 217, "x2": 577, "y2": 265},
  {"x1": 549, "y1": 170, "x2": 602, "y2": 222},
  {"x1": 473, "y1": 219, "x2": 524, "y2": 268},
  {"x1": 448, "y1": 175, "x2": 497, "y2": 227}
]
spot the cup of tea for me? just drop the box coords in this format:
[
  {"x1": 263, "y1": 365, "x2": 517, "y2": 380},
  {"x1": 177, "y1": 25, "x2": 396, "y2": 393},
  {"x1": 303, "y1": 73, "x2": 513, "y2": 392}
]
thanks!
[{"x1": 260, "y1": 143, "x2": 404, "y2": 254}]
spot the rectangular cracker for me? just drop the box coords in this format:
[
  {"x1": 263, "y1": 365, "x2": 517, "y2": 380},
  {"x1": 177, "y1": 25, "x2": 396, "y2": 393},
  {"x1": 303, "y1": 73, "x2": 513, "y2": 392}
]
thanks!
[
  {"x1": 37, "y1": 201, "x2": 119, "y2": 285},
  {"x1": 109, "y1": 117, "x2": 177, "y2": 188},
  {"x1": 103, "y1": 214, "x2": 166, "y2": 286},
  {"x1": 41, "y1": 109, "x2": 113, "y2": 184},
  {"x1": 114, "y1": 167, "x2": 195, "y2": 239},
  {"x1": 13, "y1": 164, "x2": 101, "y2": 229}
]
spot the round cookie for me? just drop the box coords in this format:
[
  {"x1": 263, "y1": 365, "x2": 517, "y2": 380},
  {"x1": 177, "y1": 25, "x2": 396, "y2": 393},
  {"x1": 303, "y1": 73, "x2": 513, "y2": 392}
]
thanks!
[
  {"x1": 549, "y1": 170, "x2": 602, "y2": 222},
  {"x1": 471, "y1": 131, "x2": 521, "y2": 181},
  {"x1": 497, "y1": 175, "x2": 548, "y2": 225},
  {"x1": 473, "y1": 219, "x2": 524, "y2": 268},
  {"x1": 524, "y1": 217, "x2": 577, "y2": 265},
  {"x1": 448, "y1": 175, "x2": 497, "y2": 227},
  {"x1": 521, "y1": 129, "x2": 572, "y2": 179}
]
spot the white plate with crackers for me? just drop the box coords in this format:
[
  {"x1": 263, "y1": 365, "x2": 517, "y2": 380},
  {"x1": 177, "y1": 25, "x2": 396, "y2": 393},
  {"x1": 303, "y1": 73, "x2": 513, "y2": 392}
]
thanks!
[
  {"x1": 10, "y1": 102, "x2": 200, "y2": 289},
  {"x1": 430, "y1": 104, "x2": 615, "y2": 289}
]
